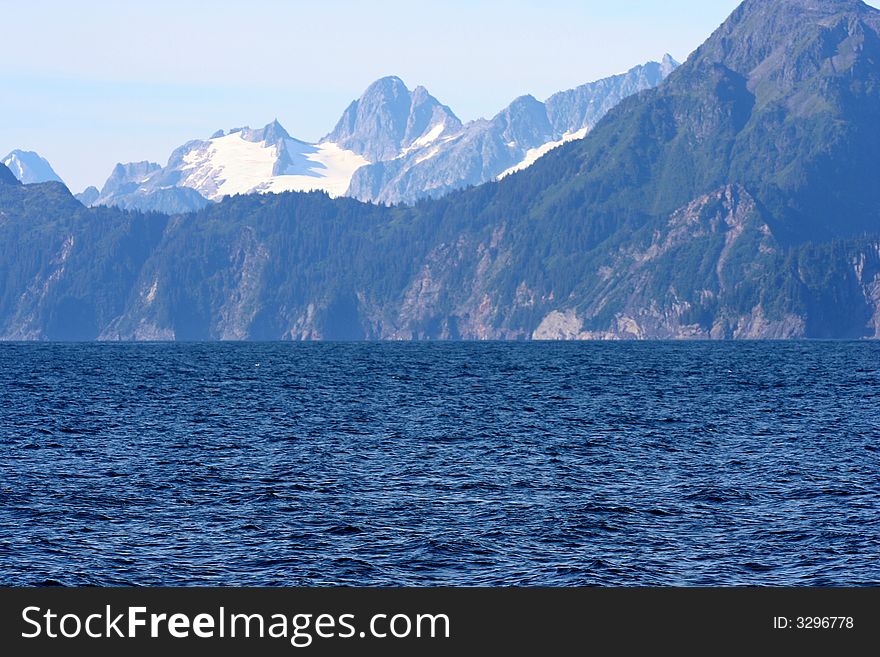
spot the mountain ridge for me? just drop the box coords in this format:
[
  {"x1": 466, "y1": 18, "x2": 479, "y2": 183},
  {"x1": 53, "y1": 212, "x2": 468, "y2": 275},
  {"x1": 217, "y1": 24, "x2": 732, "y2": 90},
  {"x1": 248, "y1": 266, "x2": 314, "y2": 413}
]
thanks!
[
  {"x1": 345, "y1": 58, "x2": 680, "y2": 204},
  {"x1": 83, "y1": 58, "x2": 677, "y2": 212},
  {"x1": 0, "y1": 0, "x2": 878, "y2": 341},
  {"x1": 323, "y1": 76, "x2": 462, "y2": 162}
]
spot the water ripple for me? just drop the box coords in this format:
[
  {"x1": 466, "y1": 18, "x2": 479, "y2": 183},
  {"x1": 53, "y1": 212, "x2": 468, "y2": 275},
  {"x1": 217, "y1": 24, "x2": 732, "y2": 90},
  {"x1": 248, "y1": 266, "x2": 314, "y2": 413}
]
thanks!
[{"x1": 0, "y1": 341, "x2": 878, "y2": 586}]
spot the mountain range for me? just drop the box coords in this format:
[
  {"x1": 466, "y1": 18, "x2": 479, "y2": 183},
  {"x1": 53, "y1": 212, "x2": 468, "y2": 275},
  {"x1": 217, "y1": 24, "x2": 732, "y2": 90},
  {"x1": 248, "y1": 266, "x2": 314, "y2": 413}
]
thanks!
[
  {"x1": 0, "y1": 0, "x2": 878, "y2": 341},
  {"x1": 51, "y1": 57, "x2": 674, "y2": 212}
]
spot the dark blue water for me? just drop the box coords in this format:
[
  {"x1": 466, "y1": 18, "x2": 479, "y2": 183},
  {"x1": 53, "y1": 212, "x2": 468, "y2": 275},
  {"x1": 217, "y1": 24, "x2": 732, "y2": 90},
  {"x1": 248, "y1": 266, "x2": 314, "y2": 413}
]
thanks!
[{"x1": 0, "y1": 342, "x2": 878, "y2": 586}]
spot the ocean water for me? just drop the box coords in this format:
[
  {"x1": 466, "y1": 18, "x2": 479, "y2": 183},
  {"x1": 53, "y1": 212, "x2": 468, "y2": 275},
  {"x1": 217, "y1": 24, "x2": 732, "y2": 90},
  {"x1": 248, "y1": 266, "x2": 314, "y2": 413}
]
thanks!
[{"x1": 0, "y1": 341, "x2": 877, "y2": 587}]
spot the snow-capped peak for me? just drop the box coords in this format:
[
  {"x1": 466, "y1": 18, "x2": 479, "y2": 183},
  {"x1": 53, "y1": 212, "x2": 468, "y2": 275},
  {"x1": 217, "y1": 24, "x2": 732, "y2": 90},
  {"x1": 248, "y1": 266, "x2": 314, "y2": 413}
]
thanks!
[
  {"x1": 1, "y1": 150, "x2": 64, "y2": 184},
  {"x1": 90, "y1": 60, "x2": 678, "y2": 212},
  {"x1": 323, "y1": 77, "x2": 462, "y2": 162},
  {"x1": 101, "y1": 120, "x2": 371, "y2": 204}
]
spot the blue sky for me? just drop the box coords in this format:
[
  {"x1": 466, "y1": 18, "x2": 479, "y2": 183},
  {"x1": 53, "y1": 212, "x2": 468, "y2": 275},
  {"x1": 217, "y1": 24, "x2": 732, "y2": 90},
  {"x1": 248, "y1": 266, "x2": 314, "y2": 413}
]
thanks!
[{"x1": 3, "y1": 0, "x2": 879, "y2": 192}]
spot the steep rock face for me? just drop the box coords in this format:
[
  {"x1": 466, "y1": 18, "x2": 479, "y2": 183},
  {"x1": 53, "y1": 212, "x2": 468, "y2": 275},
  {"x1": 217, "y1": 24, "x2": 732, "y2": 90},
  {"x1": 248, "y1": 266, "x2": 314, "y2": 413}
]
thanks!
[
  {"x1": 695, "y1": 0, "x2": 876, "y2": 77},
  {"x1": 344, "y1": 119, "x2": 513, "y2": 204},
  {"x1": 0, "y1": 179, "x2": 167, "y2": 340},
  {"x1": 1, "y1": 150, "x2": 63, "y2": 184},
  {"x1": 532, "y1": 186, "x2": 793, "y2": 339},
  {"x1": 1, "y1": 177, "x2": 878, "y2": 341},
  {"x1": 545, "y1": 0, "x2": 880, "y2": 243},
  {"x1": 863, "y1": 251, "x2": 880, "y2": 338},
  {"x1": 378, "y1": 224, "x2": 532, "y2": 340},
  {"x1": 324, "y1": 77, "x2": 462, "y2": 162},
  {"x1": 346, "y1": 58, "x2": 679, "y2": 204},
  {"x1": 545, "y1": 55, "x2": 678, "y2": 136},
  {"x1": 492, "y1": 95, "x2": 554, "y2": 148},
  {"x1": 88, "y1": 161, "x2": 211, "y2": 213},
  {"x1": 97, "y1": 161, "x2": 161, "y2": 200},
  {"x1": 90, "y1": 61, "x2": 676, "y2": 212}
]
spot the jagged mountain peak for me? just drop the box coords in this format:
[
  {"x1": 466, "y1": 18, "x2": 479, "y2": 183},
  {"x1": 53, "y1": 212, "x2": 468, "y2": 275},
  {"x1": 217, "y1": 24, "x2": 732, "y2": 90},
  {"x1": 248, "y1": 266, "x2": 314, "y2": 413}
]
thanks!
[
  {"x1": 495, "y1": 95, "x2": 548, "y2": 126},
  {"x1": 660, "y1": 53, "x2": 679, "y2": 76},
  {"x1": 324, "y1": 75, "x2": 460, "y2": 161},
  {"x1": 366, "y1": 75, "x2": 409, "y2": 93},
  {"x1": 527, "y1": 0, "x2": 880, "y2": 243},
  {"x1": 240, "y1": 119, "x2": 291, "y2": 144},
  {"x1": 410, "y1": 84, "x2": 432, "y2": 100},
  {"x1": 1, "y1": 150, "x2": 64, "y2": 185},
  {"x1": 347, "y1": 59, "x2": 678, "y2": 204},
  {"x1": 99, "y1": 161, "x2": 161, "y2": 198},
  {"x1": 349, "y1": 75, "x2": 413, "y2": 118},
  {"x1": 491, "y1": 95, "x2": 552, "y2": 144},
  {"x1": 111, "y1": 160, "x2": 160, "y2": 175},
  {"x1": 507, "y1": 94, "x2": 542, "y2": 109},
  {"x1": 692, "y1": 0, "x2": 879, "y2": 77},
  {"x1": 87, "y1": 62, "x2": 675, "y2": 211}
]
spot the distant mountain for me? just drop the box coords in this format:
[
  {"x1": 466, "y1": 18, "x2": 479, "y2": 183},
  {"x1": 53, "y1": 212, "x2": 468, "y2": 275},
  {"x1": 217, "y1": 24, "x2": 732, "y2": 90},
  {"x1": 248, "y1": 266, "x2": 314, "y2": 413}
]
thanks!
[
  {"x1": 2, "y1": 1, "x2": 877, "y2": 341},
  {"x1": 103, "y1": 186, "x2": 211, "y2": 214},
  {"x1": 91, "y1": 60, "x2": 676, "y2": 212},
  {"x1": 91, "y1": 120, "x2": 368, "y2": 212},
  {"x1": 85, "y1": 161, "x2": 211, "y2": 213},
  {"x1": 546, "y1": 54, "x2": 679, "y2": 136},
  {"x1": 324, "y1": 76, "x2": 462, "y2": 162},
  {"x1": 1, "y1": 150, "x2": 63, "y2": 184},
  {"x1": 348, "y1": 57, "x2": 679, "y2": 203},
  {"x1": 96, "y1": 161, "x2": 162, "y2": 201},
  {"x1": 74, "y1": 186, "x2": 99, "y2": 206}
]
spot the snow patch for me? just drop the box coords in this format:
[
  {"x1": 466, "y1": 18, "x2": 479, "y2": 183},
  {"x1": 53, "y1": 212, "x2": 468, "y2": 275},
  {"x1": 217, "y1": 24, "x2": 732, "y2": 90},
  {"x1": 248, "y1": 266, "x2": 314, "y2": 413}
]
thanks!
[
  {"x1": 397, "y1": 123, "x2": 448, "y2": 159},
  {"x1": 180, "y1": 133, "x2": 277, "y2": 199},
  {"x1": 2, "y1": 156, "x2": 24, "y2": 180},
  {"x1": 267, "y1": 141, "x2": 370, "y2": 197},
  {"x1": 177, "y1": 133, "x2": 369, "y2": 200},
  {"x1": 497, "y1": 128, "x2": 589, "y2": 179},
  {"x1": 414, "y1": 146, "x2": 441, "y2": 165},
  {"x1": 411, "y1": 123, "x2": 445, "y2": 149},
  {"x1": 1, "y1": 150, "x2": 63, "y2": 184}
]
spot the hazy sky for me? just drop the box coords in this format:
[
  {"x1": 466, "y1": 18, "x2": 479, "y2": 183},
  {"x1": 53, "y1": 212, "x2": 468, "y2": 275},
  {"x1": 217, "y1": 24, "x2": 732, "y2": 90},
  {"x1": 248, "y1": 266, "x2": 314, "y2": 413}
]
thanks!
[{"x1": 3, "y1": 0, "x2": 879, "y2": 191}]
